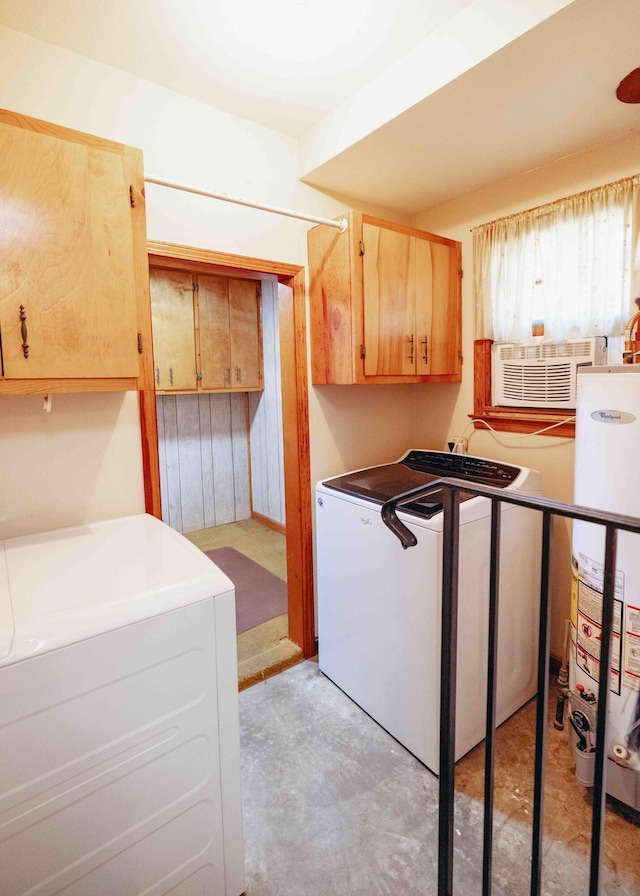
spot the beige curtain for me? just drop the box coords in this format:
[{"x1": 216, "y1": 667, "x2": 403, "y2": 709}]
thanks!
[{"x1": 473, "y1": 174, "x2": 640, "y2": 343}]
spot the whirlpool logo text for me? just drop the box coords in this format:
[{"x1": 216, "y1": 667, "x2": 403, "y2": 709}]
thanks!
[{"x1": 590, "y1": 409, "x2": 636, "y2": 425}]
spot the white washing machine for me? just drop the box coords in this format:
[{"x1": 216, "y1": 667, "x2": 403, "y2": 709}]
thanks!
[
  {"x1": 316, "y1": 449, "x2": 543, "y2": 774},
  {"x1": 0, "y1": 513, "x2": 245, "y2": 896}
]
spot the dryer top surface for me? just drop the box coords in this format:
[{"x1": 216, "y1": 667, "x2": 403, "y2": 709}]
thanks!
[{"x1": 0, "y1": 513, "x2": 233, "y2": 667}]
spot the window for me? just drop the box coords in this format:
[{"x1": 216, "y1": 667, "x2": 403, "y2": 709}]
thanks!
[{"x1": 472, "y1": 174, "x2": 640, "y2": 436}]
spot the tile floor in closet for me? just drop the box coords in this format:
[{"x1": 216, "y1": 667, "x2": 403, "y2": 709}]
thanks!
[{"x1": 185, "y1": 519, "x2": 302, "y2": 687}]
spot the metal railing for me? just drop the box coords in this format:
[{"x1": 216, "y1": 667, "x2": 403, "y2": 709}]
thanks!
[{"x1": 381, "y1": 478, "x2": 640, "y2": 896}]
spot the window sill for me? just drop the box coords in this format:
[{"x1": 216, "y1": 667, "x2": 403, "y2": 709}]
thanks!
[
  {"x1": 473, "y1": 339, "x2": 575, "y2": 438},
  {"x1": 470, "y1": 407, "x2": 575, "y2": 438}
]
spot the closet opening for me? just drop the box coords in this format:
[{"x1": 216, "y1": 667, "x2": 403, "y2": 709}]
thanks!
[{"x1": 139, "y1": 241, "x2": 314, "y2": 686}]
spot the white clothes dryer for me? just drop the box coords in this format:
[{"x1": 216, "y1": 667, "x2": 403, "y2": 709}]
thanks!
[{"x1": 0, "y1": 513, "x2": 245, "y2": 896}]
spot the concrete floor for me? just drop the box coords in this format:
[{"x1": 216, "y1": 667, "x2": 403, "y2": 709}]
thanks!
[
  {"x1": 239, "y1": 661, "x2": 640, "y2": 896},
  {"x1": 185, "y1": 520, "x2": 302, "y2": 687}
]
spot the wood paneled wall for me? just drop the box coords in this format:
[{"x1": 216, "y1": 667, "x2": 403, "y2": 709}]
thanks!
[
  {"x1": 248, "y1": 280, "x2": 285, "y2": 526},
  {"x1": 156, "y1": 278, "x2": 286, "y2": 535},
  {"x1": 156, "y1": 392, "x2": 250, "y2": 533}
]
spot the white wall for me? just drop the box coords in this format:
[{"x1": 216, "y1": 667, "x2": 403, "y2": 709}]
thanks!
[
  {"x1": 0, "y1": 392, "x2": 145, "y2": 539},
  {"x1": 309, "y1": 384, "x2": 431, "y2": 484},
  {"x1": 0, "y1": 25, "x2": 417, "y2": 539},
  {"x1": 4, "y1": 24, "x2": 629, "y2": 660},
  {"x1": 411, "y1": 126, "x2": 640, "y2": 659},
  {"x1": 299, "y1": 0, "x2": 573, "y2": 178}
]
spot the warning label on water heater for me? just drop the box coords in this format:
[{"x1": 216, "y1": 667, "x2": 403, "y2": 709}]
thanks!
[
  {"x1": 572, "y1": 553, "x2": 623, "y2": 695},
  {"x1": 624, "y1": 603, "x2": 640, "y2": 692}
]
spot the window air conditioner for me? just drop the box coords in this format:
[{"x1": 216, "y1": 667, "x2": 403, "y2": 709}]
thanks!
[{"x1": 491, "y1": 337, "x2": 608, "y2": 409}]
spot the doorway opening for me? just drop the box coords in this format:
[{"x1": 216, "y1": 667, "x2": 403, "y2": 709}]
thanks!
[
  {"x1": 138, "y1": 240, "x2": 315, "y2": 683},
  {"x1": 184, "y1": 518, "x2": 300, "y2": 688}
]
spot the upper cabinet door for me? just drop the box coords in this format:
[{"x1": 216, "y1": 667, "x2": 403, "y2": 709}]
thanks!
[
  {"x1": 228, "y1": 279, "x2": 262, "y2": 389},
  {"x1": 0, "y1": 120, "x2": 140, "y2": 379},
  {"x1": 362, "y1": 223, "x2": 416, "y2": 377},
  {"x1": 198, "y1": 274, "x2": 232, "y2": 390},
  {"x1": 149, "y1": 268, "x2": 264, "y2": 394},
  {"x1": 415, "y1": 238, "x2": 460, "y2": 377},
  {"x1": 308, "y1": 211, "x2": 462, "y2": 385},
  {"x1": 149, "y1": 267, "x2": 196, "y2": 391}
]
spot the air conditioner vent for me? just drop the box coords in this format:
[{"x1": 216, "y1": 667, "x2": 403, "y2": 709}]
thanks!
[
  {"x1": 492, "y1": 337, "x2": 607, "y2": 408},
  {"x1": 496, "y1": 340, "x2": 597, "y2": 362}
]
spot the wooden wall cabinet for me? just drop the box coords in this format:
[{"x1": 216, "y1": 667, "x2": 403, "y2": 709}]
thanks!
[
  {"x1": 149, "y1": 268, "x2": 197, "y2": 391},
  {"x1": 0, "y1": 109, "x2": 153, "y2": 394},
  {"x1": 150, "y1": 267, "x2": 263, "y2": 394},
  {"x1": 308, "y1": 211, "x2": 462, "y2": 384}
]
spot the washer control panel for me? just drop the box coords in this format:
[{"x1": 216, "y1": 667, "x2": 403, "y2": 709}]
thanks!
[{"x1": 400, "y1": 450, "x2": 520, "y2": 487}]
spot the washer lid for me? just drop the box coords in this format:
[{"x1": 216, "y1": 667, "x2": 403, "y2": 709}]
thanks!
[
  {"x1": 321, "y1": 450, "x2": 526, "y2": 520},
  {"x1": 1, "y1": 513, "x2": 233, "y2": 667}
]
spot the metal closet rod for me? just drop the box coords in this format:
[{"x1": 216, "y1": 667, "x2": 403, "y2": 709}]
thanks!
[{"x1": 144, "y1": 174, "x2": 348, "y2": 233}]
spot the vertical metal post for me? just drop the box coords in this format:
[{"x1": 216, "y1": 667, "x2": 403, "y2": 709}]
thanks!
[
  {"x1": 378, "y1": 480, "x2": 640, "y2": 896},
  {"x1": 530, "y1": 511, "x2": 552, "y2": 896},
  {"x1": 483, "y1": 499, "x2": 501, "y2": 896},
  {"x1": 589, "y1": 524, "x2": 617, "y2": 896},
  {"x1": 438, "y1": 486, "x2": 461, "y2": 896}
]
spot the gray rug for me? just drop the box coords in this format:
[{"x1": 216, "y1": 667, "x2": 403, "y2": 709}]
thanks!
[{"x1": 205, "y1": 547, "x2": 287, "y2": 634}]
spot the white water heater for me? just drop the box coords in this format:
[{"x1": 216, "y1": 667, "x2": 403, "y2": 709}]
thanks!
[{"x1": 570, "y1": 366, "x2": 640, "y2": 809}]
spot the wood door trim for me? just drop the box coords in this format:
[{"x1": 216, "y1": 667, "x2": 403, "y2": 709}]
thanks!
[
  {"x1": 278, "y1": 272, "x2": 315, "y2": 656},
  {"x1": 149, "y1": 240, "x2": 297, "y2": 281},
  {"x1": 251, "y1": 511, "x2": 286, "y2": 536},
  {"x1": 141, "y1": 240, "x2": 314, "y2": 656}
]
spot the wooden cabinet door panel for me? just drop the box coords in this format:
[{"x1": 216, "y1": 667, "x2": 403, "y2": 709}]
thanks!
[
  {"x1": 198, "y1": 274, "x2": 231, "y2": 390},
  {"x1": 308, "y1": 210, "x2": 461, "y2": 384},
  {"x1": 430, "y1": 242, "x2": 459, "y2": 376},
  {"x1": 149, "y1": 268, "x2": 196, "y2": 390},
  {"x1": 415, "y1": 240, "x2": 458, "y2": 376},
  {"x1": 414, "y1": 237, "x2": 433, "y2": 375},
  {"x1": 229, "y1": 279, "x2": 261, "y2": 389},
  {"x1": 308, "y1": 220, "x2": 354, "y2": 384},
  {"x1": 0, "y1": 124, "x2": 139, "y2": 379},
  {"x1": 362, "y1": 224, "x2": 415, "y2": 376}
]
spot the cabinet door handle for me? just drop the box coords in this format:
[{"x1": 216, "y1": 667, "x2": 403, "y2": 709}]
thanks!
[
  {"x1": 19, "y1": 305, "x2": 29, "y2": 359},
  {"x1": 224, "y1": 366, "x2": 230, "y2": 384},
  {"x1": 168, "y1": 367, "x2": 173, "y2": 386},
  {"x1": 235, "y1": 365, "x2": 241, "y2": 383},
  {"x1": 408, "y1": 334, "x2": 414, "y2": 365},
  {"x1": 422, "y1": 335, "x2": 429, "y2": 364},
  {"x1": 155, "y1": 366, "x2": 159, "y2": 386}
]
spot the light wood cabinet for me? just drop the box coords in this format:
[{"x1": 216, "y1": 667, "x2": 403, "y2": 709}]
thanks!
[
  {"x1": 149, "y1": 269, "x2": 196, "y2": 391},
  {"x1": 150, "y1": 267, "x2": 263, "y2": 394},
  {"x1": 0, "y1": 109, "x2": 152, "y2": 393},
  {"x1": 199, "y1": 275, "x2": 262, "y2": 390},
  {"x1": 308, "y1": 211, "x2": 462, "y2": 384}
]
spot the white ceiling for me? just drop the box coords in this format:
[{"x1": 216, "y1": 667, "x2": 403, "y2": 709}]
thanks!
[
  {"x1": 301, "y1": 0, "x2": 640, "y2": 211},
  {"x1": 0, "y1": 0, "x2": 475, "y2": 135},
  {"x1": 1, "y1": 0, "x2": 639, "y2": 214}
]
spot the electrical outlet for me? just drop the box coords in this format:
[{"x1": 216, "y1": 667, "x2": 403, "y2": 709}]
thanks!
[{"x1": 454, "y1": 438, "x2": 468, "y2": 455}]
